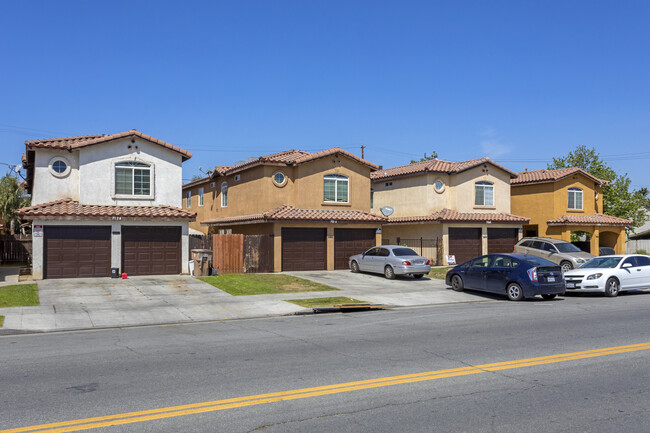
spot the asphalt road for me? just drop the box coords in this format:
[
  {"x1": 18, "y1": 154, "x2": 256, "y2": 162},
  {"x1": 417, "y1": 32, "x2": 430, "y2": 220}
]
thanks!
[{"x1": 1, "y1": 292, "x2": 649, "y2": 432}]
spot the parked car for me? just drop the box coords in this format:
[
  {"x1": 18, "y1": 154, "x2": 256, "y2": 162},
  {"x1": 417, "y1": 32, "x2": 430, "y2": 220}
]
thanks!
[
  {"x1": 513, "y1": 237, "x2": 595, "y2": 272},
  {"x1": 349, "y1": 246, "x2": 431, "y2": 279},
  {"x1": 599, "y1": 246, "x2": 616, "y2": 256},
  {"x1": 445, "y1": 254, "x2": 565, "y2": 301},
  {"x1": 563, "y1": 254, "x2": 650, "y2": 297}
]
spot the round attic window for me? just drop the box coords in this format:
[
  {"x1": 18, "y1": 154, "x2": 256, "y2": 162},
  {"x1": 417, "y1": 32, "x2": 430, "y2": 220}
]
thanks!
[
  {"x1": 273, "y1": 171, "x2": 287, "y2": 187},
  {"x1": 434, "y1": 179, "x2": 445, "y2": 193},
  {"x1": 49, "y1": 156, "x2": 71, "y2": 178}
]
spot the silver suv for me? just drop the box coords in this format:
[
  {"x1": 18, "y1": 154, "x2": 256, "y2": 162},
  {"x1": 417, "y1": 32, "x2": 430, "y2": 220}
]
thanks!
[{"x1": 514, "y1": 237, "x2": 595, "y2": 272}]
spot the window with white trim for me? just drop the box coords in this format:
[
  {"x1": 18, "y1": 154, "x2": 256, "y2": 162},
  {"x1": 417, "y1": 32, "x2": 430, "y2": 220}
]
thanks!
[
  {"x1": 568, "y1": 187, "x2": 583, "y2": 210},
  {"x1": 474, "y1": 181, "x2": 494, "y2": 206},
  {"x1": 198, "y1": 187, "x2": 204, "y2": 206},
  {"x1": 186, "y1": 190, "x2": 191, "y2": 208},
  {"x1": 221, "y1": 182, "x2": 228, "y2": 207},
  {"x1": 115, "y1": 162, "x2": 151, "y2": 196},
  {"x1": 323, "y1": 174, "x2": 349, "y2": 203}
]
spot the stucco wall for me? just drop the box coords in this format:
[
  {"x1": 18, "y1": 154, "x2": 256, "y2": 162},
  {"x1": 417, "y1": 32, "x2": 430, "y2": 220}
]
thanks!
[
  {"x1": 32, "y1": 150, "x2": 81, "y2": 205},
  {"x1": 452, "y1": 165, "x2": 512, "y2": 213}
]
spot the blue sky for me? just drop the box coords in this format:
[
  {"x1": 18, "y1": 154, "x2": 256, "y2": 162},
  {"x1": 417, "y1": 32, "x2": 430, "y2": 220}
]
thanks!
[{"x1": 1, "y1": 1, "x2": 649, "y2": 189}]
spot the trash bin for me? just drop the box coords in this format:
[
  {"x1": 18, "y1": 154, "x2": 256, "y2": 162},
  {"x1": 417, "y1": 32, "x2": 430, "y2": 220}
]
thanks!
[{"x1": 191, "y1": 249, "x2": 213, "y2": 276}]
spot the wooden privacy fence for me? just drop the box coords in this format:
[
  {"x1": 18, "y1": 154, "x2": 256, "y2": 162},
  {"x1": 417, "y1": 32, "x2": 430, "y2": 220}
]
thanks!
[
  {"x1": 384, "y1": 237, "x2": 443, "y2": 266},
  {"x1": 212, "y1": 234, "x2": 274, "y2": 274},
  {"x1": 0, "y1": 234, "x2": 32, "y2": 265},
  {"x1": 189, "y1": 234, "x2": 212, "y2": 259}
]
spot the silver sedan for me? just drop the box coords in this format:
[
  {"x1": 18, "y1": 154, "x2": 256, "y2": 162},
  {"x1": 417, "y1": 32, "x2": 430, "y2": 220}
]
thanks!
[{"x1": 349, "y1": 245, "x2": 431, "y2": 279}]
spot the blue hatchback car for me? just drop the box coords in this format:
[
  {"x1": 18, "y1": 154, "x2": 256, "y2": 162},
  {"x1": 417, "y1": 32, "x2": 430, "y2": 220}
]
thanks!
[{"x1": 445, "y1": 254, "x2": 566, "y2": 301}]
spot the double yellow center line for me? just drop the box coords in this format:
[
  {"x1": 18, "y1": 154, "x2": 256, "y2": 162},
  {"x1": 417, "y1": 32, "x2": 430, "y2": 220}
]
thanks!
[{"x1": 4, "y1": 342, "x2": 650, "y2": 433}]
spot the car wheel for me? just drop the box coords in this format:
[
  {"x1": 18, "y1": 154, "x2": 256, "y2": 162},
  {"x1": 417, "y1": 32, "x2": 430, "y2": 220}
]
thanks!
[
  {"x1": 541, "y1": 294, "x2": 557, "y2": 300},
  {"x1": 605, "y1": 277, "x2": 619, "y2": 297},
  {"x1": 560, "y1": 261, "x2": 573, "y2": 273},
  {"x1": 506, "y1": 283, "x2": 524, "y2": 301},
  {"x1": 350, "y1": 261, "x2": 359, "y2": 273},
  {"x1": 451, "y1": 275, "x2": 464, "y2": 292},
  {"x1": 413, "y1": 274, "x2": 424, "y2": 279},
  {"x1": 384, "y1": 265, "x2": 396, "y2": 280}
]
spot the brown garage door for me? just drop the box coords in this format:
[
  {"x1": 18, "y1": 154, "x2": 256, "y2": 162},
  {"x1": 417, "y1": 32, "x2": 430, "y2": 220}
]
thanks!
[
  {"x1": 334, "y1": 228, "x2": 377, "y2": 270},
  {"x1": 448, "y1": 228, "x2": 482, "y2": 265},
  {"x1": 282, "y1": 228, "x2": 326, "y2": 271},
  {"x1": 122, "y1": 226, "x2": 181, "y2": 276},
  {"x1": 44, "y1": 226, "x2": 111, "y2": 279},
  {"x1": 488, "y1": 228, "x2": 519, "y2": 254}
]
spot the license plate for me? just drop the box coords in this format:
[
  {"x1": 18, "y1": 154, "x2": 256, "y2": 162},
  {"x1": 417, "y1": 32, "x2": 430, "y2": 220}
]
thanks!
[
  {"x1": 413, "y1": 260, "x2": 423, "y2": 265},
  {"x1": 566, "y1": 282, "x2": 575, "y2": 288},
  {"x1": 547, "y1": 276, "x2": 555, "y2": 282}
]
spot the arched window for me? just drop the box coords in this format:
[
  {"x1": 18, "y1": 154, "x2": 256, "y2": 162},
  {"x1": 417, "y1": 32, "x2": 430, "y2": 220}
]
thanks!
[
  {"x1": 115, "y1": 161, "x2": 151, "y2": 196},
  {"x1": 221, "y1": 182, "x2": 228, "y2": 207},
  {"x1": 323, "y1": 174, "x2": 349, "y2": 203},
  {"x1": 474, "y1": 181, "x2": 494, "y2": 206},
  {"x1": 568, "y1": 187, "x2": 583, "y2": 210}
]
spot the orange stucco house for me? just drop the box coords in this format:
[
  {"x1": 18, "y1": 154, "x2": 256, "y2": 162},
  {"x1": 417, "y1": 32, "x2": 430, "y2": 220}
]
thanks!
[{"x1": 510, "y1": 167, "x2": 632, "y2": 254}]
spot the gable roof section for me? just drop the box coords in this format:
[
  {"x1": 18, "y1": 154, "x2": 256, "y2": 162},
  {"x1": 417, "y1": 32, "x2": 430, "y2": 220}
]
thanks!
[
  {"x1": 209, "y1": 147, "x2": 378, "y2": 179},
  {"x1": 17, "y1": 199, "x2": 196, "y2": 221},
  {"x1": 201, "y1": 205, "x2": 385, "y2": 226},
  {"x1": 371, "y1": 157, "x2": 517, "y2": 181},
  {"x1": 25, "y1": 129, "x2": 192, "y2": 161},
  {"x1": 547, "y1": 213, "x2": 632, "y2": 227},
  {"x1": 511, "y1": 167, "x2": 608, "y2": 186},
  {"x1": 384, "y1": 208, "x2": 529, "y2": 225}
]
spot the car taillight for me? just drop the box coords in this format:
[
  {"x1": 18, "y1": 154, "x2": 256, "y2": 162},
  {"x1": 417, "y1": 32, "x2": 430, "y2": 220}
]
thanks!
[
  {"x1": 402, "y1": 260, "x2": 412, "y2": 266},
  {"x1": 425, "y1": 259, "x2": 430, "y2": 265},
  {"x1": 527, "y1": 267, "x2": 538, "y2": 282}
]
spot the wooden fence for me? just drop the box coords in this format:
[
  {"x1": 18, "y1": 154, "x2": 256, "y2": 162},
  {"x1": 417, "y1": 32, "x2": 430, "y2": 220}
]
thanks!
[
  {"x1": 189, "y1": 234, "x2": 212, "y2": 259},
  {"x1": 211, "y1": 234, "x2": 274, "y2": 274},
  {"x1": 0, "y1": 234, "x2": 32, "y2": 265}
]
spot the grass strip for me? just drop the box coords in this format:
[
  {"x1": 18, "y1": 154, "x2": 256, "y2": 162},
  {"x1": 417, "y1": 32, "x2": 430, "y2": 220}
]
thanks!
[
  {"x1": 287, "y1": 296, "x2": 367, "y2": 308},
  {"x1": 0, "y1": 283, "x2": 39, "y2": 307},
  {"x1": 0, "y1": 316, "x2": 4, "y2": 327},
  {"x1": 198, "y1": 274, "x2": 338, "y2": 296},
  {"x1": 428, "y1": 266, "x2": 452, "y2": 280}
]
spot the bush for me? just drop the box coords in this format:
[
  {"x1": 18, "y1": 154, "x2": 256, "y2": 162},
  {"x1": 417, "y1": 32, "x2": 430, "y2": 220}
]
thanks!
[{"x1": 634, "y1": 249, "x2": 648, "y2": 255}]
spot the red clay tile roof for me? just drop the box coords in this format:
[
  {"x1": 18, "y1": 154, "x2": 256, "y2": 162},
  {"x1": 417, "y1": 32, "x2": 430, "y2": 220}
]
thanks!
[
  {"x1": 371, "y1": 157, "x2": 517, "y2": 181},
  {"x1": 511, "y1": 167, "x2": 608, "y2": 186},
  {"x1": 25, "y1": 130, "x2": 192, "y2": 161},
  {"x1": 385, "y1": 208, "x2": 529, "y2": 224},
  {"x1": 209, "y1": 147, "x2": 378, "y2": 179},
  {"x1": 201, "y1": 205, "x2": 385, "y2": 226},
  {"x1": 17, "y1": 199, "x2": 196, "y2": 221},
  {"x1": 547, "y1": 213, "x2": 632, "y2": 226}
]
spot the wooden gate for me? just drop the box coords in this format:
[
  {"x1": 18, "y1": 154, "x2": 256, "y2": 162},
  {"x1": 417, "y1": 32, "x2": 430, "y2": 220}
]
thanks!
[
  {"x1": 213, "y1": 234, "x2": 244, "y2": 273},
  {"x1": 243, "y1": 235, "x2": 274, "y2": 273}
]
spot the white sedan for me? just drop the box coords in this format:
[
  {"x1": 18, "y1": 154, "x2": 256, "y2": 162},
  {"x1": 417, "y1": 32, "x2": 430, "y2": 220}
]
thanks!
[{"x1": 563, "y1": 254, "x2": 650, "y2": 297}]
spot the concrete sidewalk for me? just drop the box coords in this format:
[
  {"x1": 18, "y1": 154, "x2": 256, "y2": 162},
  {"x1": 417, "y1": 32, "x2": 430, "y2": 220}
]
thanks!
[{"x1": 0, "y1": 271, "x2": 489, "y2": 334}]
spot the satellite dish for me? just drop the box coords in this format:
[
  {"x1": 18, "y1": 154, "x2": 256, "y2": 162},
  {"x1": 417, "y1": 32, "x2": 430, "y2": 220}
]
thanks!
[{"x1": 380, "y1": 206, "x2": 394, "y2": 217}]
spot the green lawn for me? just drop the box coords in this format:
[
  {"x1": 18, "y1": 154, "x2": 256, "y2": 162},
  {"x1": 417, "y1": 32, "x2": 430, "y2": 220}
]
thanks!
[
  {"x1": 428, "y1": 266, "x2": 452, "y2": 280},
  {"x1": 197, "y1": 274, "x2": 338, "y2": 296},
  {"x1": 286, "y1": 297, "x2": 367, "y2": 308},
  {"x1": 0, "y1": 284, "x2": 39, "y2": 308},
  {"x1": 0, "y1": 316, "x2": 4, "y2": 327}
]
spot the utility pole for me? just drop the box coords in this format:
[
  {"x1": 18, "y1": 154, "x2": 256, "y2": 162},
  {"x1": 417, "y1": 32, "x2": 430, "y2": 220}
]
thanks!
[{"x1": 361, "y1": 145, "x2": 366, "y2": 159}]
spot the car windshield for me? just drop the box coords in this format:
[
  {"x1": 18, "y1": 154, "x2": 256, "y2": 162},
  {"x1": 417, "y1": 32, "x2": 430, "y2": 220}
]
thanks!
[
  {"x1": 392, "y1": 248, "x2": 418, "y2": 256},
  {"x1": 523, "y1": 256, "x2": 556, "y2": 267},
  {"x1": 555, "y1": 243, "x2": 582, "y2": 253},
  {"x1": 579, "y1": 257, "x2": 623, "y2": 269}
]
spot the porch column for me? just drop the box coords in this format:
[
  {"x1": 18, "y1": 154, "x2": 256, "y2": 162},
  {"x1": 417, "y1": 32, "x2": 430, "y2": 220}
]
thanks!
[
  {"x1": 616, "y1": 227, "x2": 626, "y2": 254},
  {"x1": 481, "y1": 225, "x2": 488, "y2": 255},
  {"x1": 273, "y1": 224, "x2": 282, "y2": 272},
  {"x1": 590, "y1": 226, "x2": 599, "y2": 255},
  {"x1": 326, "y1": 226, "x2": 335, "y2": 271},
  {"x1": 442, "y1": 224, "x2": 449, "y2": 265}
]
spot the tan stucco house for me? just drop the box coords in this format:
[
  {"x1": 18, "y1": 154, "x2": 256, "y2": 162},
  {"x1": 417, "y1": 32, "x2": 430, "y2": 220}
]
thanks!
[
  {"x1": 510, "y1": 167, "x2": 632, "y2": 254},
  {"x1": 183, "y1": 148, "x2": 384, "y2": 272},
  {"x1": 371, "y1": 157, "x2": 529, "y2": 265}
]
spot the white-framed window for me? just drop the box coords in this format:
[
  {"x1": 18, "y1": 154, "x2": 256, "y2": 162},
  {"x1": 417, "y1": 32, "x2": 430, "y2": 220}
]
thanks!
[
  {"x1": 474, "y1": 181, "x2": 494, "y2": 206},
  {"x1": 272, "y1": 171, "x2": 287, "y2": 187},
  {"x1": 568, "y1": 187, "x2": 583, "y2": 210},
  {"x1": 323, "y1": 174, "x2": 349, "y2": 203},
  {"x1": 221, "y1": 182, "x2": 228, "y2": 207},
  {"x1": 48, "y1": 156, "x2": 71, "y2": 178},
  {"x1": 434, "y1": 178, "x2": 445, "y2": 194},
  {"x1": 186, "y1": 190, "x2": 191, "y2": 208},
  {"x1": 115, "y1": 161, "x2": 152, "y2": 196},
  {"x1": 198, "y1": 187, "x2": 204, "y2": 206}
]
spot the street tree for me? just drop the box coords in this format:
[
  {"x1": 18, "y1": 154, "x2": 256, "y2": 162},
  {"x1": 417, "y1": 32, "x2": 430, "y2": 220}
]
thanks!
[
  {"x1": 548, "y1": 145, "x2": 649, "y2": 230},
  {"x1": 0, "y1": 173, "x2": 30, "y2": 233}
]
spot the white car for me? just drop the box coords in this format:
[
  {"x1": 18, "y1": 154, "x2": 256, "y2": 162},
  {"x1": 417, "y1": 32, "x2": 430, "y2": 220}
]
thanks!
[{"x1": 563, "y1": 254, "x2": 650, "y2": 297}]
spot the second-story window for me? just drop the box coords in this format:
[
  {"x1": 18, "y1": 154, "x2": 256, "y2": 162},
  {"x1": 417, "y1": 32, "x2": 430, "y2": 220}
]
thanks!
[
  {"x1": 198, "y1": 187, "x2": 204, "y2": 206},
  {"x1": 115, "y1": 162, "x2": 151, "y2": 196},
  {"x1": 474, "y1": 181, "x2": 494, "y2": 206},
  {"x1": 221, "y1": 182, "x2": 228, "y2": 207},
  {"x1": 568, "y1": 187, "x2": 583, "y2": 210},
  {"x1": 323, "y1": 174, "x2": 349, "y2": 203},
  {"x1": 186, "y1": 190, "x2": 191, "y2": 208}
]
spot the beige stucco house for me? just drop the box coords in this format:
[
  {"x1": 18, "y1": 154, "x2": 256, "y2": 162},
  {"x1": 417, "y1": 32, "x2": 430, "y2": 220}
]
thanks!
[
  {"x1": 371, "y1": 157, "x2": 529, "y2": 265},
  {"x1": 183, "y1": 148, "x2": 384, "y2": 272}
]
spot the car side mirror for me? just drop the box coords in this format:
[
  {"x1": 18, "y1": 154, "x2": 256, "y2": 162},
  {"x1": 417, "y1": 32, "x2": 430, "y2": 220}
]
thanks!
[{"x1": 622, "y1": 262, "x2": 632, "y2": 269}]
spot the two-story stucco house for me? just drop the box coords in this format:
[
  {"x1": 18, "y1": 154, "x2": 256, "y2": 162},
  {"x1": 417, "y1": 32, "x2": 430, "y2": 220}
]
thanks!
[
  {"x1": 371, "y1": 157, "x2": 529, "y2": 265},
  {"x1": 17, "y1": 130, "x2": 196, "y2": 279},
  {"x1": 510, "y1": 167, "x2": 632, "y2": 254},
  {"x1": 183, "y1": 148, "x2": 385, "y2": 272}
]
